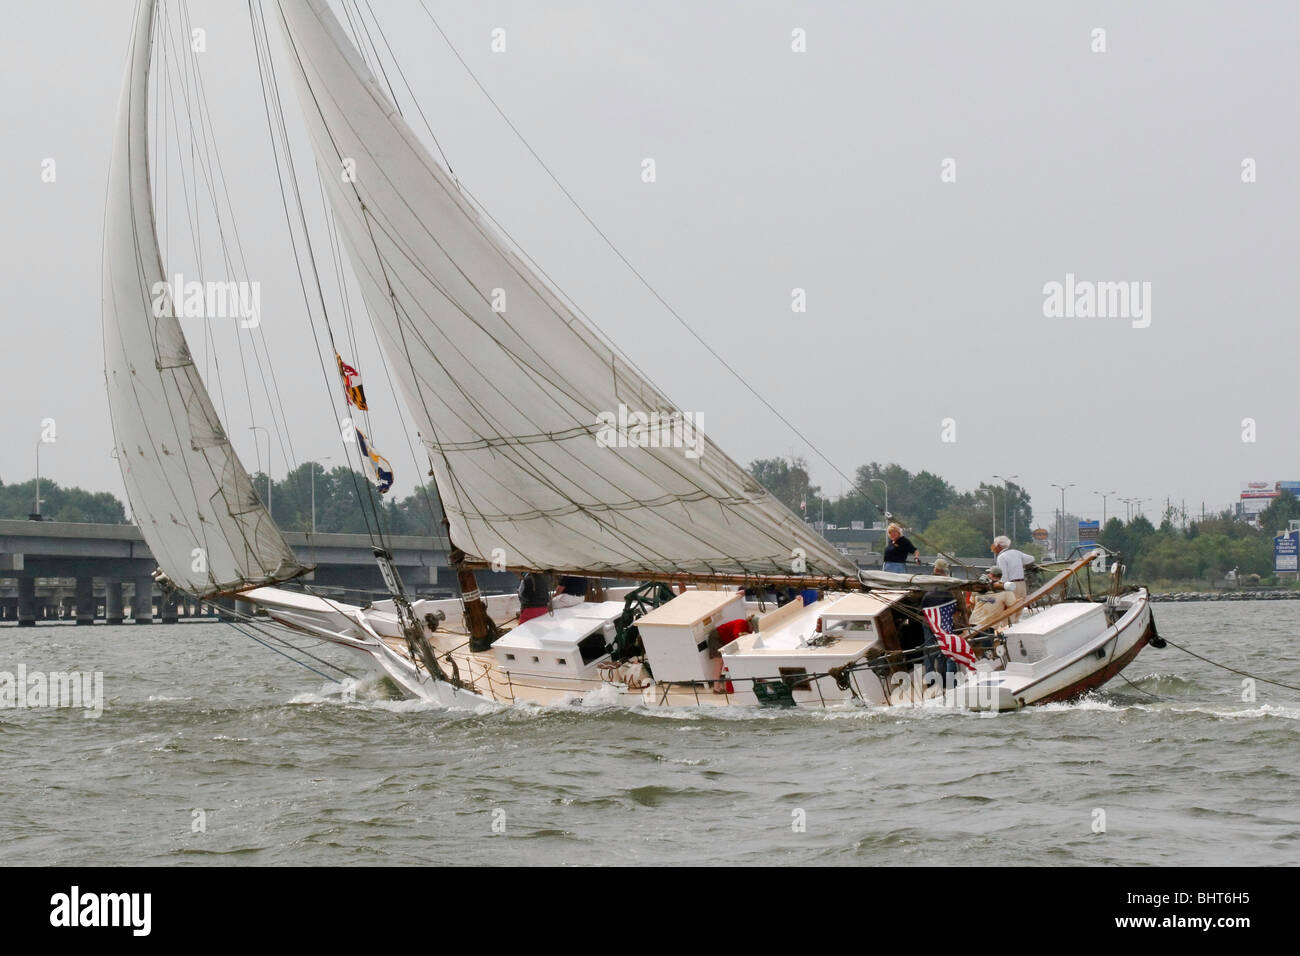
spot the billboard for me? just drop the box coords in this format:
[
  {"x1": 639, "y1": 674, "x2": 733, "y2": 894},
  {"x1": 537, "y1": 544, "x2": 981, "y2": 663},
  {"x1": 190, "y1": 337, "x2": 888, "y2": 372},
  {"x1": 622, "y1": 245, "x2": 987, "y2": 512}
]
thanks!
[
  {"x1": 1240, "y1": 480, "x2": 1279, "y2": 500},
  {"x1": 1275, "y1": 531, "x2": 1299, "y2": 573},
  {"x1": 1078, "y1": 520, "x2": 1100, "y2": 541}
]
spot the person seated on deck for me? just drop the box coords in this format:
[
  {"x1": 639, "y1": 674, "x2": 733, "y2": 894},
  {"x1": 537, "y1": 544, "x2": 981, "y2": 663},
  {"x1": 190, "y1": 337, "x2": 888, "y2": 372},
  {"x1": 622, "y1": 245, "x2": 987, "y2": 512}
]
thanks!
[
  {"x1": 969, "y1": 567, "x2": 1020, "y2": 631},
  {"x1": 882, "y1": 522, "x2": 921, "y2": 573},
  {"x1": 517, "y1": 572, "x2": 551, "y2": 623},
  {"x1": 553, "y1": 575, "x2": 588, "y2": 608}
]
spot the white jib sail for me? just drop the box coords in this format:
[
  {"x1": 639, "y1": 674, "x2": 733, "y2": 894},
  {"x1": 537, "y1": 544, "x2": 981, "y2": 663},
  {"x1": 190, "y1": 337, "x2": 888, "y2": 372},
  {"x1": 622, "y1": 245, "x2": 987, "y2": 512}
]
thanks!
[
  {"x1": 102, "y1": 0, "x2": 308, "y2": 597},
  {"x1": 273, "y1": 0, "x2": 855, "y2": 579}
]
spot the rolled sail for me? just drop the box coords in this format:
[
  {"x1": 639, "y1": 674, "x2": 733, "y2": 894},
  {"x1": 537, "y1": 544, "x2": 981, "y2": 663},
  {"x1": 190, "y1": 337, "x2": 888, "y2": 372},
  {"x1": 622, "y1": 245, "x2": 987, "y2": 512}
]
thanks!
[
  {"x1": 102, "y1": 0, "x2": 308, "y2": 597},
  {"x1": 272, "y1": 0, "x2": 854, "y2": 578}
]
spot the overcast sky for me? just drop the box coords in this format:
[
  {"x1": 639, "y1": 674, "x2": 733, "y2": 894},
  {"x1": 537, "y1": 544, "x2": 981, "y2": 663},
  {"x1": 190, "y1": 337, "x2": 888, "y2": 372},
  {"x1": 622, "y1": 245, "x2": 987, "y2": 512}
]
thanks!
[{"x1": 2, "y1": 0, "x2": 1298, "y2": 530}]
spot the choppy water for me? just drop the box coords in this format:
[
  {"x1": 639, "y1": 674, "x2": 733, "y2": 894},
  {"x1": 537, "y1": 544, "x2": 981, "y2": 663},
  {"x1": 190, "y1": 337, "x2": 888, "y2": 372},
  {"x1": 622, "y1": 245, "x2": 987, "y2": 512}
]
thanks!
[{"x1": 1, "y1": 603, "x2": 1296, "y2": 866}]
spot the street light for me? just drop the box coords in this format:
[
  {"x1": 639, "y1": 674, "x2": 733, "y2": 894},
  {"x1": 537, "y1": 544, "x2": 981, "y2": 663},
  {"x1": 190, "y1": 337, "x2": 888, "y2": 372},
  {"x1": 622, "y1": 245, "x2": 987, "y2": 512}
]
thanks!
[
  {"x1": 993, "y1": 474, "x2": 1019, "y2": 542},
  {"x1": 249, "y1": 426, "x2": 271, "y2": 517},
  {"x1": 1093, "y1": 490, "x2": 1116, "y2": 526},
  {"x1": 1051, "y1": 482, "x2": 1075, "y2": 559},
  {"x1": 868, "y1": 478, "x2": 888, "y2": 523},
  {"x1": 311, "y1": 456, "x2": 333, "y2": 534},
  {"x1": 984, "y1": 486, "x2": 997, "y2": 538},
  {"x1": 32, "y1": 438, "x2": 45, "y2": 520}
]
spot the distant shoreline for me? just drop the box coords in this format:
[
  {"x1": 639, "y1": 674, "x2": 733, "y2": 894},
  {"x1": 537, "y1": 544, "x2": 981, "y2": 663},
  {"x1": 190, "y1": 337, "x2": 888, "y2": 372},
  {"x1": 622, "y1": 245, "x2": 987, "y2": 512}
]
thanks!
[{"x1": 1150, "y1": 590, "x2": 1300, "y2": 602}]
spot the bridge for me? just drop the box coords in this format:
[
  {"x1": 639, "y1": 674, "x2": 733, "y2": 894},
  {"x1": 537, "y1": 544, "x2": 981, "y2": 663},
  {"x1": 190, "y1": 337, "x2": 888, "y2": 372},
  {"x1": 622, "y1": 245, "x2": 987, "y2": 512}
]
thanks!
[
  {"x1": 0, "y1": 519, "x2": 1002, "y2": 626},
  {"x1": 0, "y1": 519, "x2": 512, "y2": 626}
]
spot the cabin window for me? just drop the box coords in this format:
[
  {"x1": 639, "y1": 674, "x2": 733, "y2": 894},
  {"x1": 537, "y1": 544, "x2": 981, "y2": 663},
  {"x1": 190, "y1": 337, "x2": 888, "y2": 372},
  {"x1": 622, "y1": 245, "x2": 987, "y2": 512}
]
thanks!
[
  {"x1": 505, "y1": 653, "x2": 515, "y2": 661},
  {"x1": 578, "y1": 630, "x2": 610, "y2": 665},
  {"x1": 556, "y1": 658, "x2": 567, "y2": 666},
  {"x1": 531, "y1": 656, "x2": 540, "y2": 663}
]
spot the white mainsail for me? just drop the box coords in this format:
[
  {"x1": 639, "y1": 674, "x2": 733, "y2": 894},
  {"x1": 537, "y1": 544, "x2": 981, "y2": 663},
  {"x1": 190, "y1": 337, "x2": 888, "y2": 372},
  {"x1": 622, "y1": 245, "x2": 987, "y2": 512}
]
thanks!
[
  {"x1": 102, "y1": 0, "x2": 308, "y2": 597},
  {"x1": 272, "y1": 0, "x2": 855, "y2": 578}
]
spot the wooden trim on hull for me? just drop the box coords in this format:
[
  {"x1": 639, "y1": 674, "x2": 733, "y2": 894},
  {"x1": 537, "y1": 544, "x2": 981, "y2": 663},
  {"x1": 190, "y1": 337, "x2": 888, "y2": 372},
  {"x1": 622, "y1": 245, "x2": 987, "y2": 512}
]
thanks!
[{"x1": 1033, "y1": 618, "x2": 1153, "y2": 705}]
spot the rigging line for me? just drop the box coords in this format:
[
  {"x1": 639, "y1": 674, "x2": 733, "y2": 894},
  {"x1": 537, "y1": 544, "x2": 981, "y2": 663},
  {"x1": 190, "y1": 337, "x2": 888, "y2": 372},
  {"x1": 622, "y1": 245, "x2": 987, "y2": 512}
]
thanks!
[
  {"x1": 224, "y1": 611, "x2": 358, "y2": 679},
  {"x1": 154, "y1": 16, "x2": 261, "y2": 475},
  {"x1": 349, "y1": 247, "x2": 444, "y2": 533},
  {"x1": 156, "y1": 5, "x2": 300, "y2": 512},
  {"x1": 173, "y1": 4, "x2": 300, "y2": 481},
  {"x1": 339, "y1": 0, "x2": 381, "y2": 84},
  {"x1": 355, "y1": 0, "x2": 456, "y2": 178},
  {"x1": 233, "y1": 613, "x2": 361, "y2": 681},
  {"x1": 317, "y1": 174, "x2": 364, "y2": 369},
  {"x1": 250, "y1": 0, "x2": 386, "y2": 546},
  {"x1": 268, "y1": 5, "x2": 465, "y2": 549},
  {"x1": 1116, "y1": 669, "x2": 1168, "y2": 702},
  {"x1": 158, "y1": 12, "x2": 231, "y2": 441},
  {"x1": 226, "y1": 620, "x2": 350, "y2": 683},
  {"x1": 251, "y1": 2, "x2": 379, "y2": 544},
  {"x1": 415, "y1": 6, "x2": 903, "y2": 528},
  {"x1": 1159, "y1": 635, "x2": 1300, "y2": 693},
  {"x1": 347, "y1": 0, "x2": 401, "y2": 127}
]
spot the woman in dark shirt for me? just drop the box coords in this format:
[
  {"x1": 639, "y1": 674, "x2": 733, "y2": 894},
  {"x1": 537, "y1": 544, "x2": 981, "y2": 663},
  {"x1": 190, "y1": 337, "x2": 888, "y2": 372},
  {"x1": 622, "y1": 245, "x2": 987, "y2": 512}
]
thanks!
[{"x1": 882, "y1": 522, "x2": 919, "y2": 572}]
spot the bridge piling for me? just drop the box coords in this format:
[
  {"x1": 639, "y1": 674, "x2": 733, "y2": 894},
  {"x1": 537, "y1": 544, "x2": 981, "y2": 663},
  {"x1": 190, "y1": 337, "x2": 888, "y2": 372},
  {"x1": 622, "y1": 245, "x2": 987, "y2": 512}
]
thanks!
[
  {"x1": 130, "y1": 576, "x2": 154, "y2": 624},
  {"x1": 105, "y1": 582, "x2": 124, "y2": 624},
  {"x1": 17, "y1": 576, "x2": 36, "y2": 626},
  {"x1": 75, "y1": 577, "x2": 95, "y2": 625}
]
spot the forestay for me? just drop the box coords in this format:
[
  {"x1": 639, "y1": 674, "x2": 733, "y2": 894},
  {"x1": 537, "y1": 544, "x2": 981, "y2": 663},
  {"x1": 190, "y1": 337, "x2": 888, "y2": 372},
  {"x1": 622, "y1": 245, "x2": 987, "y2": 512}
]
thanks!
[
  {"x1": 102, "y1": 0, "x2": 308, "y2": 597},
  {"x1": 273, "y1": 0, "x2": 855, "y2": 578}
]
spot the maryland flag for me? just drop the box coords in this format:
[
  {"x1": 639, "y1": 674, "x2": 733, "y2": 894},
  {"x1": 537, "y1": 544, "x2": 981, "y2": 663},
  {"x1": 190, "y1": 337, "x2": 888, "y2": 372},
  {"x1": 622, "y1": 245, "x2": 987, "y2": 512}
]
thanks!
[
  {"x1": 355, "y1": 428, "x2": 394, "y2": 494},
  {"x1": 335, "y1": 352, "x2": 368, "y2": 411}
]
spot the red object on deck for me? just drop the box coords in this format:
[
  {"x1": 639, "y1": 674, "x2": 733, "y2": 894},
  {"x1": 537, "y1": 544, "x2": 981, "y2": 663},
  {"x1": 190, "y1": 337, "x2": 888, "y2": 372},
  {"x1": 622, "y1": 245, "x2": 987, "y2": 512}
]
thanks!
[
  {"x1": 715, "y1": 618, "x2": 750, "y2": 646},
  {"x1": 518, "y1": 606, "x2": 548, "y2": 624}
]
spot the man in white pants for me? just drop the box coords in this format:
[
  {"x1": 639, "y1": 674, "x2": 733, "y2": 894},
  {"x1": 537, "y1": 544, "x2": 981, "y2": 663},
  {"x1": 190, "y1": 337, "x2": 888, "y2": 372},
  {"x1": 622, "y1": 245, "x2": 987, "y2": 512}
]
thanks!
[{"x1": 991, "y1": 535, "x2": 1035, "y2": 620}]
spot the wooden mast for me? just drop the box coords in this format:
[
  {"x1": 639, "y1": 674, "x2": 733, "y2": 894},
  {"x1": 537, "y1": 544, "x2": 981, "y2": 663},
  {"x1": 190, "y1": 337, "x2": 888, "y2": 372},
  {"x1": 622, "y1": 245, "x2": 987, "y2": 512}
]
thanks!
[{"x1": 448, "y1": 538, "x2": 501, "y2": 651}]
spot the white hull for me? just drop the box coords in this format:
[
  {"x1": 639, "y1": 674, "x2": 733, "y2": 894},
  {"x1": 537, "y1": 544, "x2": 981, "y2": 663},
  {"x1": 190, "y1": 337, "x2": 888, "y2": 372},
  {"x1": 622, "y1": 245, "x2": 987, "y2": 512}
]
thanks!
[{"x1": 243, "y1": 584, "x2": 1154, "y2": 714}]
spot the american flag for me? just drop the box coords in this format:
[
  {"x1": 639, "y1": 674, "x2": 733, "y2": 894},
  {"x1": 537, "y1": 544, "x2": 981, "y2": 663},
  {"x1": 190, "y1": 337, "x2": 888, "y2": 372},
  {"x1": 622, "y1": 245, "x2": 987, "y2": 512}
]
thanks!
[{"x1": 923, "y1": 600, "x2": 977, "y2": 671}]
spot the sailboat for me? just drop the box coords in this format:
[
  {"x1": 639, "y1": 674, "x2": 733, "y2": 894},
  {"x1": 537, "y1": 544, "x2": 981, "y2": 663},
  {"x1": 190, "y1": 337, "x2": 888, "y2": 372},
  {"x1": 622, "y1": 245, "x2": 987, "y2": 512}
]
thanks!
[{"x1": 103, "y1": 0, "x2": 1157, "y2": 713}]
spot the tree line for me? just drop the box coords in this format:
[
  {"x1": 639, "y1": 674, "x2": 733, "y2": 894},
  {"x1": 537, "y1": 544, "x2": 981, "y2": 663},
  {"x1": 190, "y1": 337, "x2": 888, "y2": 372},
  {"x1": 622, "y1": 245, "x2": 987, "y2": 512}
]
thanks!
[
  {"x1": 0, "y1": 466, "x2": 445, "y2": 537},
  {"x1": 749, "y1": 458, "x2": 1300, "y2": 586},
  {"x1": 748, "y1": 457, "x2": 1033, "y2": 556}
]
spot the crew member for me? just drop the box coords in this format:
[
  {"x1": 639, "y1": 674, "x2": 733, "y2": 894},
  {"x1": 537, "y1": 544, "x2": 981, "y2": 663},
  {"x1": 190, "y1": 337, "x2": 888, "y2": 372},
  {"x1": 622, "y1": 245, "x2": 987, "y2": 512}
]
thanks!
[
  {"x1": 969, "y1": 567, "x2": 1019, "y2": 631},
  {"x1": 991, "y1": 535, "x2": 1035, "y2": 609},
  {"x1": 517, "y1": 572, "x2": 551, "y2": 623},
  {"x1": 553, "y1": 575, "x2": 588, "y2": 608},
  {"x1": 883, "y1": 522, "x2": 920, "y2": 573},
  {"x1": 921, "y1": 557, "x2": 958, "y2": 684}
]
